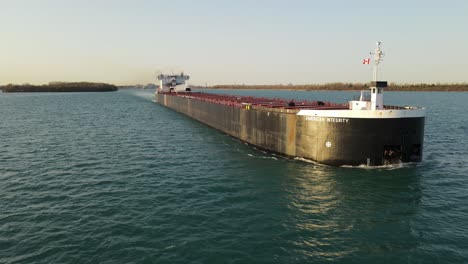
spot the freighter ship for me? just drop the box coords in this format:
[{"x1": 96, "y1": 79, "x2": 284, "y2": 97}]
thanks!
[{"x1": 155, "y1": 43, "x2": 425, "y2": 166}]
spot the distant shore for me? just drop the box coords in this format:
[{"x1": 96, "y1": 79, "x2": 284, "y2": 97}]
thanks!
[
  {"x1": 1, "y1": 82, "x2": 118, "y2": 93},
  {"x1": 206, "y1": 83, "x2": 468, "y2": 92}
]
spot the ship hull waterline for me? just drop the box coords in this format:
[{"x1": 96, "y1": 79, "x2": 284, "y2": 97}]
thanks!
[{"x1": 156, "y1": 93, "x2": 425, "y2": 167}]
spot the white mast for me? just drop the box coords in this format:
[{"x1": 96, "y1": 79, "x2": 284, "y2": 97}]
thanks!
[
  {"x1": 370, "y1": 41, "x2": 386, "y2": 110},
  {"x1": 372, "y1": 41, "x2": 384, "y2": 82},
  {"x1": 349, "y1": 42, "x2": 388, "y2": 111}
]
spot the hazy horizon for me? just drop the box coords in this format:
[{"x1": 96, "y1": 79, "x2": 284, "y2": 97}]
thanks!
[{"x1": 1, "y1": 0, "x2": 467, "y2": 86}]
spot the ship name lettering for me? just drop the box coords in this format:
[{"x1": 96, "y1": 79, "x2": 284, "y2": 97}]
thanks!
[
  {"x1": 326, "y1": 117, "x2": 349, "y2": 123},
  {"x1": 305, "y1": 116, "x2": 349, "y2": 123}
]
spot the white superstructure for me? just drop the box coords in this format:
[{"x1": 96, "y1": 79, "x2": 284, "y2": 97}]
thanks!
[
  {"x1": 349, "y1": 42, "x2": 386, "y2": 111},
  {"x1": 157, "y1": 73, "x2": 190, "y2": 93},
  {"x1": 299, "y1": 41, "x2": 425, "y2": 119}
]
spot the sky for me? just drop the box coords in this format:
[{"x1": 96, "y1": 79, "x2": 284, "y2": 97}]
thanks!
[{"x1": 1, "y1": 0, "x2": 467, "y2": 85}]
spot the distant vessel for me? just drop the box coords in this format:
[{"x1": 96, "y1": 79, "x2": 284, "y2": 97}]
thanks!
[{"x1": 154, "y1": 42, "x2": 425, "y2": 166}]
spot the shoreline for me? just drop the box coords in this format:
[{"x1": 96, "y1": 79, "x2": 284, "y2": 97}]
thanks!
[
  {"x1": 1, "y1": 82, "x2": 118, "y2": 93},
  {"x1": 203, "y1": 83, "x2": 468, "y2": 92}
]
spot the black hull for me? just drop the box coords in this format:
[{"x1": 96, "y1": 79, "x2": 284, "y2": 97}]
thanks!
[
  {"x1": 156, "y1": 93, "x2": 425, "y2": 166},
  {"x1": 297, "y1": 117, "x2": 425, "y2": 166}
]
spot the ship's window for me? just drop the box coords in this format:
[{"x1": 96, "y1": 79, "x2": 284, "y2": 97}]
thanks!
[
  {"x1": 378, "y1": 88, "x2": 382, "y2": 94},
  {"x1": 372, "y1": 88, "x2": 376, "y2": 94}
]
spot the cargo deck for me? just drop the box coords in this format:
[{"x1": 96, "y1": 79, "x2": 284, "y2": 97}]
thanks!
[{"x1": 160, "y1": 92, "x2": 349, "y2": 110}]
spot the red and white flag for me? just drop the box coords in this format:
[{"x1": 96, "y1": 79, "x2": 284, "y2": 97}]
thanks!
[{"x1": 362, "y1": 58, "x2": 371, "y2": 64}]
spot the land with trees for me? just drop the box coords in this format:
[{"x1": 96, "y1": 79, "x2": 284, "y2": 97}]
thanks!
[
  {"x1": 1, "y1": 82, "x2": 118, "y2": 92},
  {"x1": 208, "y1": 83, "x2": 468, "y2": 92}
]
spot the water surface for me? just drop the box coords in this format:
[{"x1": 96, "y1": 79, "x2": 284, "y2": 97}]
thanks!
[{"x1": 1, "y1": 90, "x2": 467, "y2": 263}]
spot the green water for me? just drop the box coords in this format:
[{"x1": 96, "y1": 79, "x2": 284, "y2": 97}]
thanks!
[{"x1": 1, "y1": 90, "x2": 467, "y2": 263}]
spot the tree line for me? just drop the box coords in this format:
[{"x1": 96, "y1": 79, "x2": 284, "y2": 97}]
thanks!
[
  {"x1": 1, "y1": 82, "x2": 118, "y2": 92},
  {"x1": 208, "y1": 83, "x2": 468, "y2": 91}
]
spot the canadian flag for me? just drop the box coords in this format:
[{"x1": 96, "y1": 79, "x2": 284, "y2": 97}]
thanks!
[{"x1": 363, "y1": 58, "x2": 371, "y2": 64}]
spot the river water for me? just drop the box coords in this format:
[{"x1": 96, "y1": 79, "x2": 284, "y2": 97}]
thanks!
[{"x1": 1, "y1": 89, "x2": 467, "y2": 263}]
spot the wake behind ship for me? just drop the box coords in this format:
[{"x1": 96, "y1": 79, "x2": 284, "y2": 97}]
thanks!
[{"x1": 154, "y1": 43, "x2": 425, "y2": 166}]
